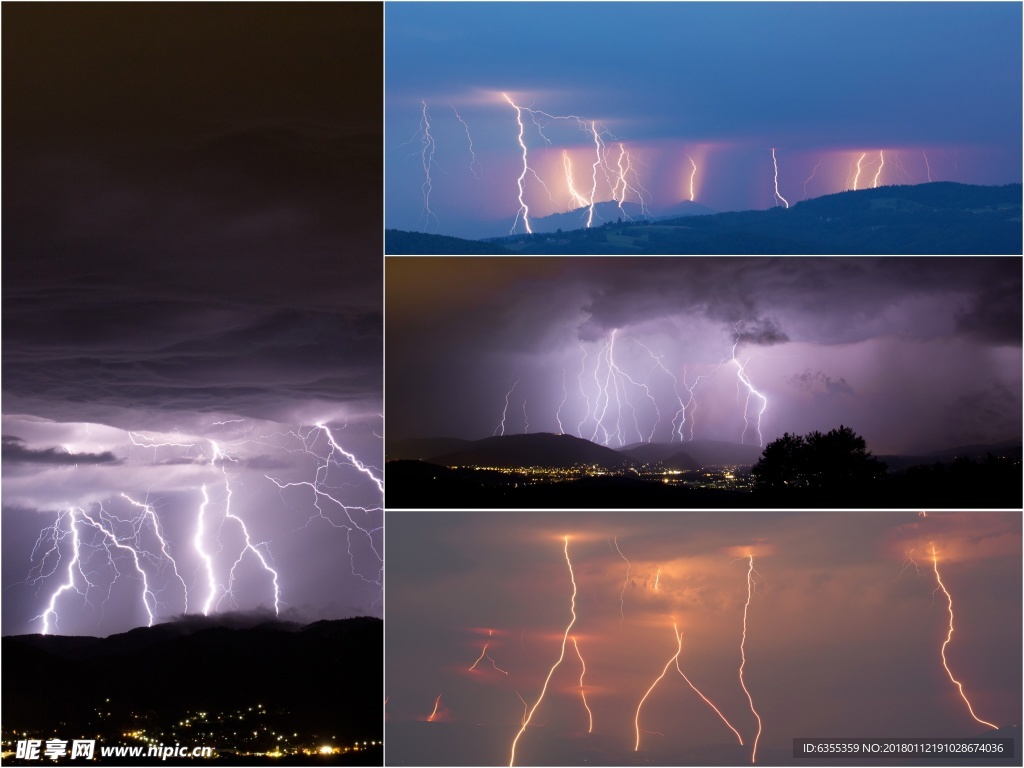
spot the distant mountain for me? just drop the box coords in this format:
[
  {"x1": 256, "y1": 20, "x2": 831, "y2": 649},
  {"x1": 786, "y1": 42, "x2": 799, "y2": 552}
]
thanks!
[
  {"x1": 389, "y1": 182, "x2": 1021, "y2": 254},
  {"x1": 427, "y1": 432, "x2": 634, "y2": 469},
  {"x1": 879, "y1": 440, "x2": 1022, "y2": 471},
  {"x1": 619, "y1": 439, "x2": 763, "y2": 467}
]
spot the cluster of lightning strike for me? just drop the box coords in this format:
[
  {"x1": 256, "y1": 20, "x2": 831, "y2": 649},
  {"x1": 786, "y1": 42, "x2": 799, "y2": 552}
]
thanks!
[
  {"x1": 501, "y1": 93, "x2": 652, "y2": 235},
  {"x1": 494, "y1": 326, "x2": 769, "y2": 447},
  {"x1": 432, "y1": 536, "x2": 753, "y2": 763},
  {"x1": 22, "y1": 421, "x2": 383, "y2": 635}
]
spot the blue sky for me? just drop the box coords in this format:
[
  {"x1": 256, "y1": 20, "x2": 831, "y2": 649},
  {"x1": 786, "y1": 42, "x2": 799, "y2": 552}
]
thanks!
[{"x1": 386, "y1": 2, "x2": 1022, "y2": 237}]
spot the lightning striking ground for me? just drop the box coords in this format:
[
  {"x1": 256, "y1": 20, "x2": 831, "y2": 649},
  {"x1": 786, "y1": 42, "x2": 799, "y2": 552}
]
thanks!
[
  {"x1": 738, "y1": 554, "x2": 763, "y2": 764},
  {"x1": 22, "y1": 418, "x2": 383, "y2": 635},
  {"x1": 509, "y1": 536, "x2": 577, "y2": 766},
  {"x1": 771, "y1": 148, "x2": 789, "y2": 208},
  {"x1": 930, "y1": 544, "x2": 999, "y2": 730}
]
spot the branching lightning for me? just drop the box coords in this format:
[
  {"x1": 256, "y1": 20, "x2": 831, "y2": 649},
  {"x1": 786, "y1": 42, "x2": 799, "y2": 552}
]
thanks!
[
  {"x1": 634, "y1": 622, "x2": 684, "y2": 751},
  {"x1": 23, "y1": 418, "x2": 383, "y2": 635},
  {"x1": 469, "y1": 629, "x2": 510, "y2": 676}
]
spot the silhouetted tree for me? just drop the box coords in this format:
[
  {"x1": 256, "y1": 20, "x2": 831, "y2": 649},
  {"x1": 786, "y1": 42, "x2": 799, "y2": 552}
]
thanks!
[{"x1": 751, "y1": 425, "x2": 887, "y2": 492}]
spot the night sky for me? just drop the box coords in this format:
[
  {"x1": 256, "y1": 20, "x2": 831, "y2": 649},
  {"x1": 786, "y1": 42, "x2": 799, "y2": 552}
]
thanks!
[
  {"x1": 2, "y1": 4, "x2": 383, "y2": 636},
  {"x1": 386, "y1": 511, "x2": 1022, "y2": 766},
  {"x1": 385, "y1": 2, "x2": 1023, "y2": 238},
  {"x1": 386, "y1": 257, "x2": 1021, "y2": 456}
]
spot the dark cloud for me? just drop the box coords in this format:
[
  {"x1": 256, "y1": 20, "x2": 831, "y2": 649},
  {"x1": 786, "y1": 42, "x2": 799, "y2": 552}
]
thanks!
[
  {"x1": 787, "y1": 369, "x2": 855, "y2": 398},
  {"x1": 733, "y1": 316, "x2": 789, "y2": 347},
  {"x1": 1, "y1": 436, "x2": 121, "y2": 466},
  {"x1": 387, "y1": 257, "x2": 1021, "y2": 451}
]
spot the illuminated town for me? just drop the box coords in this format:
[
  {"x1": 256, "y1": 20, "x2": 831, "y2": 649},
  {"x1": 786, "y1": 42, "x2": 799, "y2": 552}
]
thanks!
[{"x1": 450, "y1": 463, "x2": 755, "y2": 492}]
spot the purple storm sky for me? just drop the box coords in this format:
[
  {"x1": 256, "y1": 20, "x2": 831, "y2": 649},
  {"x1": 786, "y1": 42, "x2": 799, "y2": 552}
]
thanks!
[
  {"x1": 385, "y1": 2, "x2": 1023, "y2": 239},
  {"x1": 386, "y1": 257, "x2": 1021, "y2": 456},
  {"x1": 386, "y1": 511, "x2": 1022, "y2": 766},
  {"x1": 2, "y1": 4, "x2": 383, "y2": 636}
]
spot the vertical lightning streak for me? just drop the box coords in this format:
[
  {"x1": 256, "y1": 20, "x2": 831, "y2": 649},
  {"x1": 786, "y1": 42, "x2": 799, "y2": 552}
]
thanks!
[
  {"x1": 450, "y1": 104, "x2": 479, "y2": 178},
  {"x1": 739, "y1": 555, "x2": 763, "y2": 764},
  {"x1": 930, "y1": 545, "x2": 999, "y2": 730},
  {"x1": 195, "y1": 485, "x2": 218, "y2": 616},
  {"x1": 556, "y1": 369, "x2": 568, "y2": 434},
  {"x1": 418, "y1": 101, "x2": 438, "y2": 230},
  {"x1": 634, "y1": 623, "x2": 684, "y2": 751},
  {"x1": 611, "y1": 537, "x2": 631, "y2": 627},
  {"x1": 37, "y1": 509, "x2": 83, "y2": 635},
  {"x1": 852, "y1": 152, "x2": 866, "y2": 190},
  {"x1": 571, "y1": 636, "x2": 593, "y2": 733},
  {"x1": 495, "y1": 379, "x2": 519, "y2": 436},
  {"x1": 509, "y1": 536, "x2": 577, "y2": 767},
  {"x1": 731, "y1": 338, "x2": 767, "y2": 447},
  {"x1": 120, "y1": 493, "x2": 189, "y2": 613},
  {"x1": 802, "y1": 158, "x2": 823, "y2": 200},
  {"x1": 503, "y1": 93, "x2": 533, "y2": 235},
  {"x1": 872, "y1": 151, "x2": 885, "y2": 188},
  {"x1": 427, "y1": 693, "x2": 443, "y2": 722},
  {"x1": 771, "y1": 148, "x2": 789, "y2": 208},
  {"x1": 687, "y1": 155, "x2": 698, "y2": 202},
  {"x1": 923, "y1": 151, "x2": 933, "y2": 182}
]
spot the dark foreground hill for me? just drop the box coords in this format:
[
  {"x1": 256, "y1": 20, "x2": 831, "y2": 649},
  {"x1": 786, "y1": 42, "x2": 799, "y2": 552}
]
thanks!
[
  {"x1": 389, "y1": 183, "x2": 1021, "y2": 255},
  {"x1": 2, "y1": 616, "x2": 382, "y2": 758}
]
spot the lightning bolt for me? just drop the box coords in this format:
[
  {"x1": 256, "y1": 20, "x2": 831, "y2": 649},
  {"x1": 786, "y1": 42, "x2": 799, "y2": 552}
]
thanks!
[
  {"x1": 771, "y1": 148, "x2": 789, "y2": 208},
  {"x1": 610, "y1": 536, "x2": 631, "y2": 627},
  {"x1": 264, "y1": 424, "x2": 383, "y2": 591},
  {"x1": 509, "y1": 536, "x2": 577, "y2": 767},
  {"x1": 930, "y1": 544, "x2": 999, "y2": 730},
  {"x1": 802, "y1": 157, "x2": 823, "y2": 200},
  {"x1": 427, "y1": 693, "x2": 444, "y2": 722},
  {"x1": 417, "y1": 100, "x2": 439, "y2": 231},
  {"x1": 634, "y1": 622, "x2": 684, "y2": 752},
  {"x1": 469, "y1": 629, "x2": 509, "y2": 676},
  {"x1": 495, "y1": 379, "x2": 520, "y2": 436},
  {"x1": 675, "y1": 640, "x2": 745, "y2": 746},
  {"x1": 450, "y1": 104, "x2": 480, "y2": 179},
  {"x1": 872, "y1": 150, "x2": 885, "y2": 188},
  {"x1": 503, "y1": 93, "x2": 534, "y2": 235},
  {"x1": 556, "y1": 369, "x2": 568, "y2": 435},
  {"x1": 731, "y1": 334, "x2": 768, "y2": 448},
  {"x1": 563, "y1": 151, "x2": 591, "y2": 211},
  {"x1": 851, "y1": 152, "x2": 867, "y2": 190},
  {"x1": 207, "y1": 441, "x2": 281, "y2": 615},
  {"x1": 571, "y1": 636, "x2": 593, "y2": 733},
  {"x1": 687, "y1": 155, "x2": 698, "y2": 202},
  {"x1": 32, "y1": 509, "x2": 86, "y2": 635},
  {"x1": 738, "y1": 554, "x2": 763, "y2": 764},
  {"x1": 923, "y1": 151, "x2": 933, "y2": 182}
]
